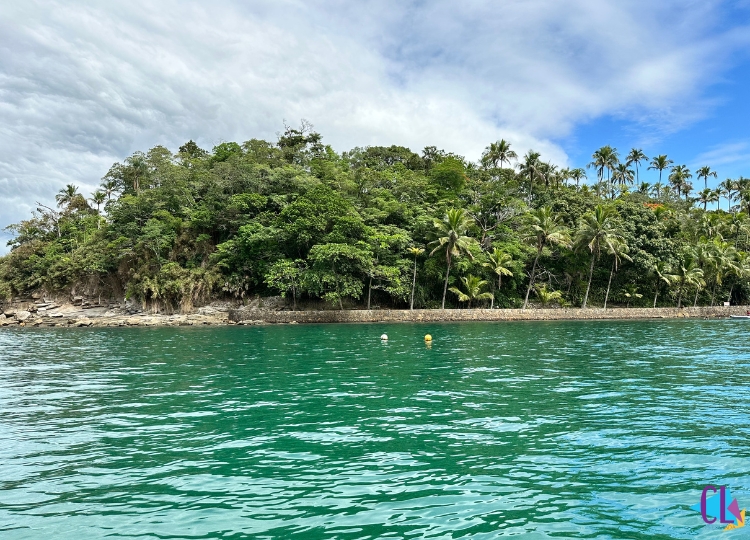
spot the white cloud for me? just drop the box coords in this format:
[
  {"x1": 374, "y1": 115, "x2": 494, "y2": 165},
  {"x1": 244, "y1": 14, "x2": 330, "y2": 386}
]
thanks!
[
  {"x1": 692, "y1": 141, "x2": 750, "y2": 170},
  {"x1": 1, "y1": 0, "x2": 749, "y2": 252}
]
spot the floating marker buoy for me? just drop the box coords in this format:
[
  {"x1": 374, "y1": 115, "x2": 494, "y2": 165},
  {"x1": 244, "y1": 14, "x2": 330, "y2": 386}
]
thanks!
[
  {"x1": 424, "y1": 334, "x2": 432, "y2": 342},
  {"x1": 381, "y1": 334, "x2": 388, "y2": 340}
]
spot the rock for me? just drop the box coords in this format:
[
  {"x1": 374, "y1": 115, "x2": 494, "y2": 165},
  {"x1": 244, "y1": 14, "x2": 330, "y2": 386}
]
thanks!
[
  {"x1": 72, "y1": 296, "x2": 83, "y2": 305},
  {"x1": 50, "y1": 313, "x2": 64, "y2": 318},
  {"x1": 4, "y1": 309, "x2": 16, "y2": 317},
  {"x1": 74, "y1": 318, "x2": 93, "y2": 327},
  {"x1": 126, "y1": 318, "x2": 142, "y2": 326},
  {"x1": 15, "y1": 310, "x2": 31, "y2": 322}
]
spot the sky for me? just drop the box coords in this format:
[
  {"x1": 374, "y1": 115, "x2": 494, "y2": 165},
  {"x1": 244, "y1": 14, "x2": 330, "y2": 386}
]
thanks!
[{"x1": 1, "y1": 0, "x2": 750, "y2": 252}]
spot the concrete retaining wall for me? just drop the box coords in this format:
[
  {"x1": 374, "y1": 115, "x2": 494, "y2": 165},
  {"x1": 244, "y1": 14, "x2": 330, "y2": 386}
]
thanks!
[{"x1": 229, "y1": 305, "x2": 750, "y2": 324}]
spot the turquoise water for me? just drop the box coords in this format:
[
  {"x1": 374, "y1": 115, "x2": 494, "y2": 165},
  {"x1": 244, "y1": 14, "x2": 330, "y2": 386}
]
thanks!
[{"x1": 1, "y1": 320, "x2": 749, "y2": 538}]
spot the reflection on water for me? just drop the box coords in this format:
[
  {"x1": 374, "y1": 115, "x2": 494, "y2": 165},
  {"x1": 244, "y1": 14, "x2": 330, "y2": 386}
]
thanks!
[{"x1": 1, "y1": 320, "x2": 749, "y2": 538}]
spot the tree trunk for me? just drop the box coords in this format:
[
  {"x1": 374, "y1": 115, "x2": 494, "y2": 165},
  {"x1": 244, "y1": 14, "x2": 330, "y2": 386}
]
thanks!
[
  {"x1": 292, "y1": 284, "x2": 297, "y2": 311},
  {"x1": 693, "y1": 288, "x2": 699, "y2": 308},
  {"x1": 441, "y1": 253, "x2": 452, "y2": 309},
  {"x1": 711, "y1": 281, "x2": 717, "y2": 307},
  {"x1": 367, "y1": 276, "x2": 372, "y2": 310},
  {"x1": 677, "y1": 285, "x2": 683, "y2": 308},
  {"x1": 653, "y1": 285, "x2": 659, "y2": 308},
  {"x1": 523, "y1": 250, "x2": 540, "y2": 309},
  {"x1": 410, "y1": 258, "x2": 417, "y2": 310},
  {"x1": 603, "y1": 260, "x2": 614, "y2": 309},
  {"x1": 582, "y1": 254, "x2": 596, "y2": 308}
]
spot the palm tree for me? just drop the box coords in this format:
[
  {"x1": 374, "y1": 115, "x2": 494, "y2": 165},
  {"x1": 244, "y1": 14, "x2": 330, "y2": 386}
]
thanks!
[
  {"x1": 100, "y1": 178, "x2": 119, "y2": 202},
  {"x1": 89, "y1": 191, "x2": 106, "y2": 213},
  {"x1": 707, "y1": 240, "x2": 738, "y2": 306},
  {"x1": 522, "y1": 206, "x2": 570, "y2": 309},
  {"x1": 649, "y1": 261, "x2": 676, "y2": 307},
  {"x1": 481, "y1": 139, "x2": 517, "y2": 170},
  {"x1": 697, "y1": 188, "x2": 713, "y2": 211},
  {"x1": 648, "y1": 155, "x2": 674, "y2": 186},
  {"x1": 55, "y1": 184, "x2": 79, "y2": 208},
  {"x1": 673, "y1": 252, "x2": 704, "y2": 308},
  {"x1": 712, "y1": 188, "x2": 722, "y2": 211},
  {"x1": 429, "y1": 209, "x2": 476, "y2": 309},
  {"x1": 637, "y1": 182, "x2": 652, "y2": 195},
  {"x1": 626, "y1": 149, "x2": 648, "y2": 183},
  {"x1": 517, "y1": 151, "x2": 541, "y2": 202},
  {"x1": 574, "y1": 205, "x2": 625, "y2": 308},
  {"x1": 696, "y1": 166, "x2": 717, "y2": 190},
  {"x1": 588, "y1": 146, "x2": 619, "y2": 198},
  {"x1": 483, "y1": 248, "x2": 513, "y2": 309},
  {"x1": 568, "y1": 168, "x2": 586, "y2": 188},
  {"x1": 621, "y1": 284, "x2": 642, "y2": 308},
  {"x1": 407, "y1": 247, "x2": 424, "y2": 310},
  {"x1": 535, "y1": 284, "x2": 563, "y2": 307},
  {"x1": 449, "y1": 275, "x2": 494, "y2": 308},
  {"x1": 603, "y1": 238, "x2": 632, "y2": 309},
  {"x1": 668, "y1": 165, "x2": 692, "y2": 200},
  {"x1": 612, "y1": 163, "x2": 634, "y2": 197},
  {"x1": 720, "y1": 178, "x2": 737, "y2": 211}
]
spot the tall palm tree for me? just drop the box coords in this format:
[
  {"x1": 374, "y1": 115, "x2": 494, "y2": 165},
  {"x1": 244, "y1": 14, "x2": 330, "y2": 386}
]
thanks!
[
  {"x1": 638, "y1": 182, "x2": 652, "y2": 195},
  {"x1": 55, "y1": 184, "x2": 79, "y2": 208},
  {"x1": 707, "y1": 240, "x2": 738, "y2": 306},
  {"x1": 668, "y1": 165, "x2": 692, "y2": 200},
  {"x1": 429, "y1": 209, "x2": 476, "y2": 309},
  {"x1": 100, "y1": 178, "x2": 119, "y2": 202},
  {"x1": 697, "y1": 188, "x2": 713, "y2": 211},
  {"x1": 588, "y1": 146, "x2": 619, "y2": 198},
  {"x1": 89, "y1": 191, "x2": 106, "y2": 213},
  {"x1": 522, "y1": 206, "x2": 570, "y2": 309},
  {"x1": 407, "y1": 247, "x2": 424, "y2": 310},
  {"x1": 568, "y1": 168, "x2": 586, "y2": 188},
  {"x1": 648, "y1": 155, "x2": 674, "y2": 186},
  {"x1": 626, "y1": 149, "x2": 648, "y2": 183},
  {"x1": 602, "y1": 238, "x2": 632, "y2": 309},
  {"x1": 720, "y1": 178, "x2": 737, "y2": 211},
  {"x1": 649, "y1": 261, "x2": 676, "y2": 308},
  {"x1": 481, "y1": 139, "x2": 517, "y2": 170},
  {"x1": 673, "y1": 252, "x2": 704, "y2": 308},
  {"x1": 712, "y1": 188, "x2": 722, "y2": 211},
  {"x1": 575, "y1": 205, "x2": 625, "y2": 308},
  {"x1": 612, "y1": 163, "x2": 634, "y2": 197},
  {"x1": 696, "y1": 166, "x2": 717, "y2": 190},
  {"x1": 517, "y1": 151, "x2": 542, "y2": 202},
  {"x1": 449, "y1": 275, "x2": 494, "y2": 308},
  {"x1": 483, "y1": 248, "x2": 513, "y2": 309}
]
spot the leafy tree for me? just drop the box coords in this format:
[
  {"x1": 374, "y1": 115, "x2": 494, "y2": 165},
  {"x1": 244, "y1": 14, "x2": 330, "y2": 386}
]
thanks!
[
  {"x1": 265, "y1": 259, "x2": 305, "y2": 311},
  {"x1": 306, "y1": 243, "x2": 372, "y2": 309}
]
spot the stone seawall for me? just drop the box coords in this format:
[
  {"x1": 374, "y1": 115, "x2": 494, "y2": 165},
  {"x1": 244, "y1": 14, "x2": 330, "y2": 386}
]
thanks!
[{"x1": 229, "y1": 305, "x2": 750, "y2": 324}]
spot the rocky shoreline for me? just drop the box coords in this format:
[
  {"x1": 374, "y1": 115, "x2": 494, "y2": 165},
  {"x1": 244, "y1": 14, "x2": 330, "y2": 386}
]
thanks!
[{"x1": 1, "y1": 296, "x2": 748, "y2": 328}]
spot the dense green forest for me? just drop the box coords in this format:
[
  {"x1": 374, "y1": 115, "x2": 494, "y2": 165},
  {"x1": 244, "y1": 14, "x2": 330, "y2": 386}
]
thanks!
[{"x1": 2, "y1": 123, "x2": 750, "y2": 312}]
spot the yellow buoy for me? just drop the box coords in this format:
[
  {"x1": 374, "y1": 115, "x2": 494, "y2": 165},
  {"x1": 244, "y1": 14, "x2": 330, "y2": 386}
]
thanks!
[{"x1": 424, "y1": 334, "x2": 432, "y2": 342}]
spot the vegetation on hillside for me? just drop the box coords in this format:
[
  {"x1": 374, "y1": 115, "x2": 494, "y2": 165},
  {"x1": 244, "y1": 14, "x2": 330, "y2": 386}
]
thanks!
[{"x1": 2, "y1": 122, "x2": 750, "y2": 312}]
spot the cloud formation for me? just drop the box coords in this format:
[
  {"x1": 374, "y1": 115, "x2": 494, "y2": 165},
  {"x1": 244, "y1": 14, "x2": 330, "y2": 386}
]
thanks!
[{"x1": 1, "y1": 0, "x2": 748, "y2": 251}]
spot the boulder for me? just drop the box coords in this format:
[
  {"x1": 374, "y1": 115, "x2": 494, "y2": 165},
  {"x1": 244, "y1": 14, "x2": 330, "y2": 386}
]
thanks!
[
  {"x1": 3, "y1": 309, "x2": 16, "y2": 317},
  {"x1": 16, "y1": 310, "x2": 31, "y2": 322},
  {"x1": 74, "y1": 318, "x2": 93, "y2": 327},
  {"x1": 72, "y1": 296, "x2": 83, "y2": 305}
]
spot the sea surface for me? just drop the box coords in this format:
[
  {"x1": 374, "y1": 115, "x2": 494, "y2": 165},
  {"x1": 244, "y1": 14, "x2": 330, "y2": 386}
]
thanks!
[{"x1": 1, "y1": 320, "x2": 749, "y2": 539}]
